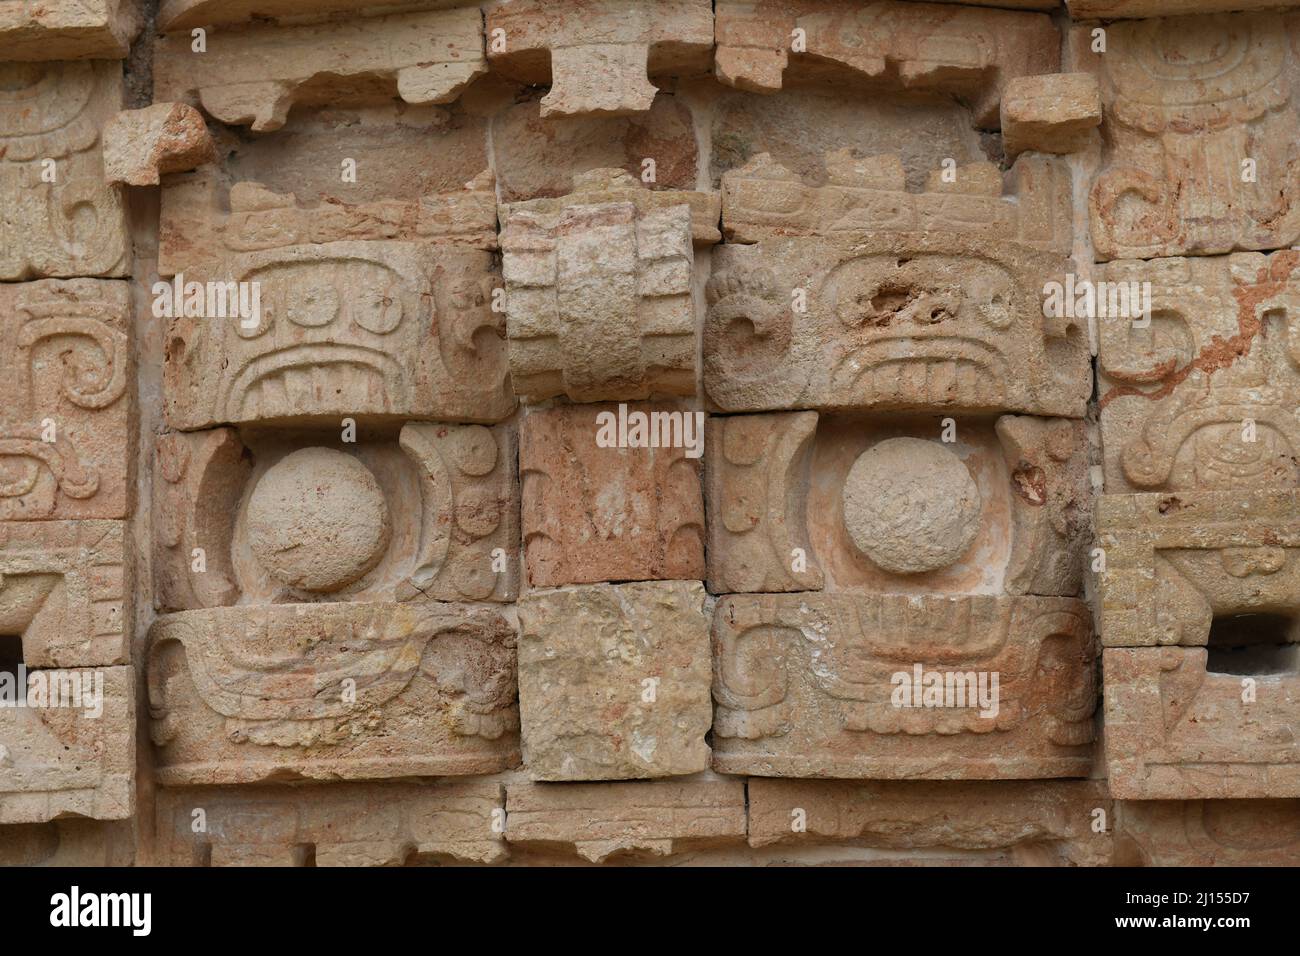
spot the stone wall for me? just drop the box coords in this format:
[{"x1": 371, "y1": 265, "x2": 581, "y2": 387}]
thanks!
[{"x1": 2, "y1": 0, "x2": 1298, "y2": 867}]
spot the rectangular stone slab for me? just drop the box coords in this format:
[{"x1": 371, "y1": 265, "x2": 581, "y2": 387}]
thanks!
[
  {"x1": 0, "y1": 0, "x2": 140, "y2": 59},
  {"x1": 1114, "y1": 799, "x2": 1300, "y2": 866}
]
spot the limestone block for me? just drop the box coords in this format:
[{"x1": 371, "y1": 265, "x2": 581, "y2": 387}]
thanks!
[
  {"x1": 0, "y1": 280, "x2": 134, "y2": 520},
  {"x1": 1076, "y1": 14, "x2": 1300, "y2": 260},
  {"x1": 1000, "y1": 73, "x2": 1102, "y2": 158},
  {"x1": 1069, "y1": 1, "x2": 1300, "y2": 17},
  {"x1": 0, "y1": 0, "x2": 140, "y2": 60},
  {"x1": 516, "y1": 582, "x2": 713, "y2": 781},
  {"x1": 505, "y1": 778, "x2": 747, "y2": 863},
  {"x1": 153, "y1": 423, "x2": 517, "y2": 611},
  {"x1": 703, "y1": 235, "x2": 1089, "y2": 418},
  {"x1": 721, "y1": 151, "x2": 1073, "y2": 255},
  {"x1": 155, "y1": 780, "x2": 507, "y2": 866},
  {"x1": 748, "y1": 779, "x2": 1113, "y2": 866},
  {"x1": 0, "y1": 60, "x2": 128, "y2": 279},
  {"x1": 154, "y1": 7, "x2": 487, "y2": 132},
  {"x1": 158, "y1": 0, "x2": 443, "y2": 31},
  {"x1": 146, "y1": 603, "x2": 520, "y2": 785},
  {"x1": 486, "y1": 0, "x2": 713, "y2": 118},
  {"x1": 501, "y1": 173, "x2": 698, "y2": 403},
  {"x1": 0, "y1": 521, "x2": 129, "y2": 668},
  {"x1": 0, "y1": 819, "x2": 134, "y2": 866},
  {"x1": 1097, "y1": 253, "x2": 1300, "y2": 495},
  {"x1": 705, "y1": 413, "x2": 1088, "y2": 598},
  {"x1": 1105, "y1": 646, "x2": 1300, "y2": 798},
  {"x1": 102, "y1": 103, "x2": 215, "y2": 186},
  {"x1": 1115, "y1": 800, "x2": 1300, "y2": 866},
  {"x1": 1096, "y1": 490, "x2": 1300, "y2": 648},
  {"x1": 520, "y1": 403, "x2": 704, "y2": 588},
  {"x1": 0, "y1": 665, "x2": 134, "y2": 824},
  {"x1": 713, "y1": 0, "x2": 1059, "y2": 128},
  {"x1": 712, "y1": 593, "x2": 1097, "y2": 778}
]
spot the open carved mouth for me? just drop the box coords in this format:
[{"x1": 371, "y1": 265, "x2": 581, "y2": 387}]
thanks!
[
  {"x1": 831, "y1": 337, "x2": 1008, "y2": 408},
  {"x1": 218, "y1": 344, "x2": 410, "y2": 422}
]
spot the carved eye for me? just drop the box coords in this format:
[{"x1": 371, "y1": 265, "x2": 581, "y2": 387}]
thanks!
[
  {"x1": 284, "y1": 283, "x2": 341, "y2": 328},
  {"x1": 352, "y1": 280, "x2": 404, "y2": 334}
]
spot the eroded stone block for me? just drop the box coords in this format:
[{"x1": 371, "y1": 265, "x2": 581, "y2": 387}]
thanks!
[
  {"x1": 714, "y1": 0, "x2": 1059, "y2": 127},
  {"x1": 501, "y1": 172, "x2": 699, "y2": 403},
  {"x1": 520, "y1": 403, "x2": 704, "y2": 588},
  {"x1": 0, "y1": 0, "x2": 140, "y2": 60},
  {"x1": 0, "y1": 280, "x2": 133, "y2": 520},
  {"x1": 1000, "y1": 73, "x2": 1102, "y2": 158},
  {"x1": 155, "y1": 780, "x2": 507, "y2": 866},
  {"x1": 486, "y1": 0, "x2": 713, "y2": 118},
  {"x1": 154, "y1": 7, "x2": 487, "y2": 132},
  {"x1": 103, "y1": 103, "x2": 215, "y2": 186},
  {"x1": 1105, "y1": 646, "x2": 1300, "y2": 798},
  {"x1": 0, "y1": 819, "x2": 133, "y2": 866},
  {"x1": 0, "y1": 665, "x2": 133, "y2": 824},
  {"x1": 704, "y1": 235, "x2": 1089, "y2": 417},
  {"x1": 0, "y1": 60, "x2": 128, "y2": 279},
  {"x1": 1077, "y1": 14, "x2": 1300, "y2": 260},
  {"x1": 517, "y1": 582, "x2": 712, "y2": 781},
  {"x1": 146, "y1": 603, "x2": 520, "y2": 785},
  {"x1": 712, "y1": 593, "x2": 1097, "y2": 778},
  {"x1": 1115, "y1": 800, "x2": 1300, "y2": 866},
  {"x1": 1069, "y1": 0, "x2": 1300, "y2": 17},
  {"x1": 505, "y1": 777, "x2": 746, "y2": 863},
  {"x1": 748, "y1": 779, "x2": 1112, "y2": 865}
]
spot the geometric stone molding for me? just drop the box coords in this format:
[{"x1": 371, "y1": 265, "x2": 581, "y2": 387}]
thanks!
[
  {"x1": 1000, "y1": 73, "x2": 1102, "y2": 159},
  {"x1": 0, "y1": 0, "x2": 141, "y2": 60},
  {"x1": 0, "y1": 520, "x2": 129, "y2": 668},
  {"x1": 153, "y1": 423, "x2": 519, "y2": 611},
  {"x1": 705, "y1": 412, "x2": 1089, "y2": 598},
  {"x1": 703, "y1": 234, "x2": 1090, "y2": 418},
  {"x1": 154, "y1": 8, "x2": 487, "y2": 132},
  {"x1": 722, "y1": 151, "x2": 1074, "y2": 256},
  {"x1": 714, "y1": 0, "x2": 1060, "y2": 128},
  {"x1": 505, "y1": 778, "x2": 747, "y2": 864},
  {"x1": 1076, "y1": 14, "x2": 1300, "y2": 260},
  {"x1": 102, "y1": 103, "x2": 215, "y2": 187},
  {"x1": 1105, "y1": 646, "x2": 1300, "y2": 799},
  {"x1": 0, "y1": 665, "x2": 134, "y2": 824},
  {"x1": 0, "y1": 60, "x2": 128, "y2": 279},
  {"x1": 748, "y1": 778, "x2": 1114, "y2": 866},
  {"x1": 520, "y1": 403, "x2": 704, "y2": 588},
  {"x1": 486, "y1": 0, "x2": 713, "y2": 119},
  {"x1": 1114, "y1": 799, "x2": 1300, "y2": 866},
  {"x1": 711, "y1": 593, "x2": 1098, "y2": 779},
  {"x1": 146, "y1": 602, "x2": 520, "y2": 786},
  {"x1": 154, "y1": 780, "x2": 508, "y2": 866},
  {"x1": 1097, "y1": 253, "x2": 1300, "y2": 494},
  {"x1": 501, "y1": 173, "x2": 698, "y2": 403},
  {"x1": 516, "y1": 582, "x2": 713, "y2": 781},
  {"x1": 0, "y1": 280, "x2": 134, "y2": 520}
]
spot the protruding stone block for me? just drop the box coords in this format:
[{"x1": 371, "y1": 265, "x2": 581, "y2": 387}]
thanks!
[
  {"x1": 146, "y1": 603, "x2": 520, "y2": 785},
  {"x1": 1001, "y1": 73, "x2": 1102, "y2": 158},
  {"x1": 0, "y1": 0, "x2": 140, "y2": 60},
  {"x1": 103, "y1": 103, "x2": 215, "y2": 186},
  {"x1": 520, "y1": 403, "x2": 704, "y2": 588},
  {"x1": 517, "y1": 582, "x2": 713, "y2": 781}
]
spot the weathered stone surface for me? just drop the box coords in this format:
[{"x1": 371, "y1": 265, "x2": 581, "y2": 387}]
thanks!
[
  {"x1": 748, "y1": 779, "x2": 1113, "y2": 865},
  {"x1": 520, "y1": 404, "x2": 704, "y2": 588},
  {"x1": 0, "y1": 665, "x2": 134, "y2": 824},
  {"x1": 1115, "y1": 800, "x2": 1300, "y2": 866},
  {"x1": 1069, "y1": 0, "x2": 1300, "y2": 17},
  {"x1": 0, "y1": 819, "x2": 133, "y2": 866},
  {"x1": 155, "y1": 780, "x2": 507, "y2": 866},
  {"x1": 1077, "y1": 14, "x2": 1300, "y2": 260},
  {"x1": 0, "y1": 0, "x2": 140, "y2": 60},
  {"x1": 704, "y1": 235, "x2": 1089, "y2": 417},
  {"x1": 1097, "y1": 253, "x2": 1300, "y2": 495},
  {"x1": 517, "y1": 582, "x2": 712, "y2": 781},
  {"x1": 1000, "y1": 73, "x2": 1102, "y2": 158},
  {"x1": 714, "y1": 0, "x2": 1059, "y2": 127},
  {"x1": 155, "y1": 8, "x2": 487, "y2": 132},
  {"x1": 0, "y1": 280, "x2": 133, "y2": 520},
  {"x1": 505, "y1": 777, "x2": 747, "y2": 863},
  {"x1": 0, "y1": 521, "x2": 128, "y2": 668},
  {"x1": 486, "y1": 0, "x2": 713, "y2": 118},
  {"x1": 1105, "y1": 646, "x2": 1300, "y2": 799},
  {"x1": 722, "y1": 151, "x2": 1073, "y2": 254},
  {"x1": 103, "y1": 103, "x2": 215, "y2": 186},
  {"x1": 157, "y1": 0, "x2": 447, "y2": 31},
  {"x1": 501, "y1": 173, "x2": 698, "y2": 403},
  {"x1": 0, "y1": 60, "x2": 128, "y2": 279},
  {"x1": 706, "y1": 413, "x2": 1088, "y2": 598},
  {"x1": 146, "y1": 603, "x2": 520, "y2": 785},
  {"x1": 712, "y1": 593, "x2": 1097, "y2": 778},
  {"x1": 154, "y1": 423, "x2": 518, "y2": 611}
]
